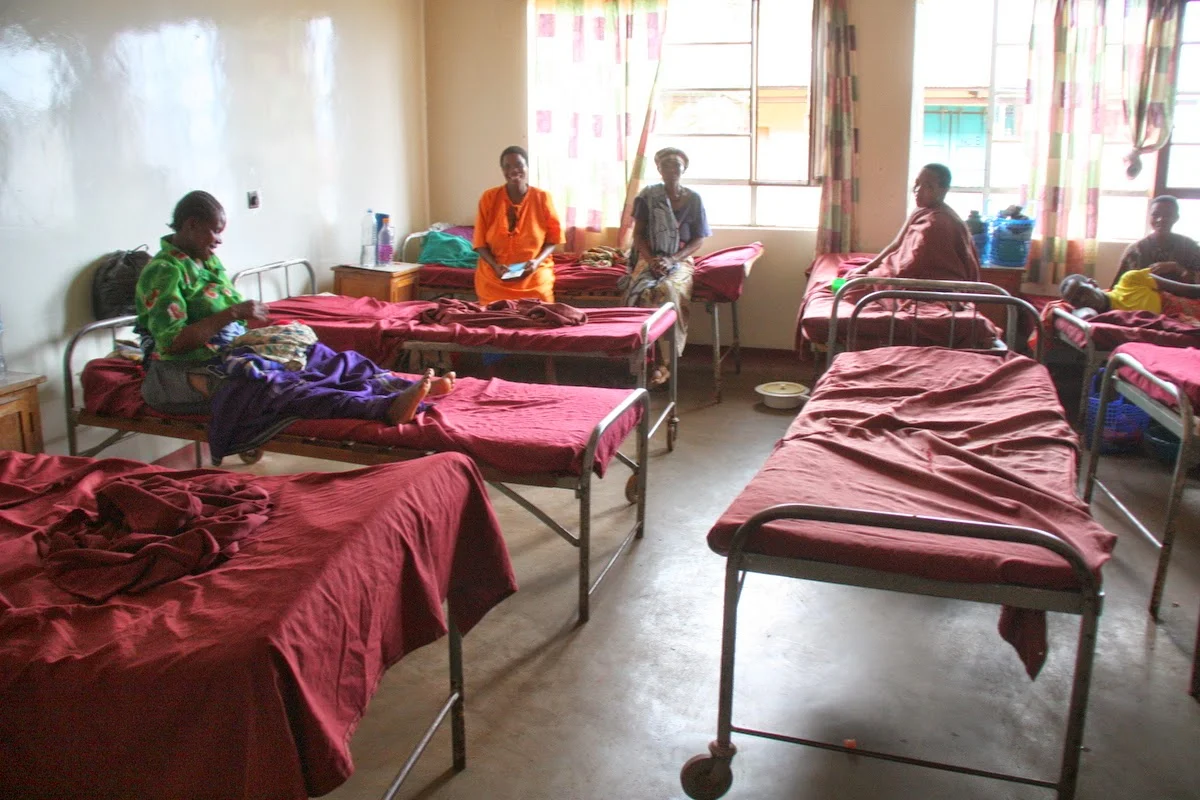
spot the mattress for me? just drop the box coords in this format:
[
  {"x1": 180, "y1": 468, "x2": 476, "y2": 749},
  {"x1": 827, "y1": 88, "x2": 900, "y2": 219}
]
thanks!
[{"x1": 0, "y1": 450, "x2": 516, "y2": 799}]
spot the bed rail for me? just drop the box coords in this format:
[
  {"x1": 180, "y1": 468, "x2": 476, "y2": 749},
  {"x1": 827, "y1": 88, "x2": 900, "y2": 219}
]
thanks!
[
  {"x1": 231, "y1": 258, "x2": 316, "y2": 300},
  {"x1": 839, "y1": 290, "x2": 1042, "y2": 362},
  {"x1": 1050, "y1": 307, "x2": 1108, "y2": 425},
  {"x1": 825, "y1": 277, "x2": 1010, "y2": 366},
  {"x1": 682, "y1": 502, "x2": 1102, "y2": 800},
  {"x1": 63, "y1": 314, "x2": 139, "y2": 457}
]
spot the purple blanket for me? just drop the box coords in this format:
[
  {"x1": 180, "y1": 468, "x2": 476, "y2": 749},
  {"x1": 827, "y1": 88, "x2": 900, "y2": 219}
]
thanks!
[{"x1": 207, "y1": 343, "x2": 421, "y2": 462}]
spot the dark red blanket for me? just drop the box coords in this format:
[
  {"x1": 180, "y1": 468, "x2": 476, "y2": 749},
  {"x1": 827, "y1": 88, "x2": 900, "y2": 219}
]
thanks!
[
  {"x1": 0, "y1": 450, "x2": 516, "y2": 800},
  {"x1": 36, "y1": 473, "x2": 271, "y2": 602},
  {"x1": 1054, "y1": 308, "x2": 1200, "y2": 351},
  {"x1": 1113, "y1": 342, "x2": 1200, "y2": 410},
  {"x1": 418, "y1": 297, "x2": 589, "y2": 328},
  {"x1": 708, "y1": 347, "x2": 1115, "y2": 678}
]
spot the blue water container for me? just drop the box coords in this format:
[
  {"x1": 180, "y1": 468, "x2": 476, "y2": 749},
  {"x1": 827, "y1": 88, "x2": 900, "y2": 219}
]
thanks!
[
  {"x1": 988, "y1": 217, "x2": 1035, "y2": 267},
  {"x1": 971, "y1": 232, "x2": 989, "y2": 262}
]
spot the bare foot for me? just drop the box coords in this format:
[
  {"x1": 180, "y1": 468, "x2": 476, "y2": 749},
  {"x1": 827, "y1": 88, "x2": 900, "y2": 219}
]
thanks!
[
  {"x1": 429, "y1": 371, "x2": 456, "y2": 396},
  {"x1": 385, "y1": 374, "x2": 431, "y2": 425}
]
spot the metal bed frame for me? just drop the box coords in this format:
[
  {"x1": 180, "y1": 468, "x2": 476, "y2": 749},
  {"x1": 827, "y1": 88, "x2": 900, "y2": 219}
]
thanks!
[
  {"x1": 1049, "y1": 308, "x2": 1110, "y2": 426},
  {"x1": 1081, "y1": 350, "x2": 1200, "y2": 699},
  {"x1": 63, "y1": 266, "x2": 651, "y2": 627},
  {"x1": 681, "y1": 292, "x2": 1107, "y2": 799},
  {"x1": 402, "y1": 228, "x2": 757, "y2": 402},
  {"x1": 820, "y1": 276, "x2": 1015, "y2": 370}
]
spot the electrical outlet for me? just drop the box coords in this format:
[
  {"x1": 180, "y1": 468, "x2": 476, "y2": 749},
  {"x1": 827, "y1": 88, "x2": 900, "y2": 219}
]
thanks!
[{"x1": 247, "y1": 190, "x2": 260, "y2": 210}]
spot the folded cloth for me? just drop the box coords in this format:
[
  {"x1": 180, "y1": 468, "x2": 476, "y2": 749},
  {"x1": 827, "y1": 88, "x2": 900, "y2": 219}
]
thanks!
[
  {"x1": 417, "y1": 297, "x2": 589, "y2": 328},
  {"x1": 35, "y1": 473, "x2": 272, "y2": 602},
  {"x1": 417, "y1": 230, "x2": 480, "y2": 268},
  {"x1": 578, "y1": 246, "x2": 628, "y2": 269}
]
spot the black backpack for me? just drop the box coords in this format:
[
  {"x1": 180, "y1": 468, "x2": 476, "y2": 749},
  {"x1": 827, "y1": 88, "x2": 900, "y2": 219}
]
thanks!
[{"x1": 91, "y1": 246, "x2": 151, "y2": 320}]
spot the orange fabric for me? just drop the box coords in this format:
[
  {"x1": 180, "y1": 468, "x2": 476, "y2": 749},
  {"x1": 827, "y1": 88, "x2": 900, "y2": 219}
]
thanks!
[{"x1": 473, "y1": 186, "x2": 564, "y2": 304}]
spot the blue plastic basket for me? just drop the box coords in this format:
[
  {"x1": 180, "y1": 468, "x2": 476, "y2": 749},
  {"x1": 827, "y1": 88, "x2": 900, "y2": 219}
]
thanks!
[
  {"x1": 987, "y1": 217, "x2": 1034, "y2": 267},
  {"x1": 1144, "y1": 422, "x2": 1181, "y2": 466},
  {"x1": 1083, "y1": 370, "x2": 1151, "y2": 454}
]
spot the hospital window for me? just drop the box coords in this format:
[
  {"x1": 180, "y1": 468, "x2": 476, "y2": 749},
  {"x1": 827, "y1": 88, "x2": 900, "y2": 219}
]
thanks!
[
  {"x1": 650, "y1": 0, "x2": 819, "y2": 227},
  {"x1": 913, "y1": 0, "x2": 1164, "y2": 241}
]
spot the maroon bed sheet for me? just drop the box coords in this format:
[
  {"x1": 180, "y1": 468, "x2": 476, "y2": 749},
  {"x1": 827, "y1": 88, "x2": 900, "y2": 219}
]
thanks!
[
  {"x1": 1112, "y1": 342, "x2": 1200, "y2": 411},
  {"x1": 0, "y1": 450, "x2": 516, "y2": 800},
  {"x1": 416, "y1": 243, "x2": 762, "y2": 303},
  {"x1": 708, "y1": 347, "x2": 1115, "y2": 677},
  {"x1": 82, "y1": 358, "x2": 641, "y2": 478},
  {"x1": 796, "y1": 252, "x2": 1000, "y2": 353},
  {"x1": 1053, "y1": 309, "x2": 1200, "y2": 352},
  {"x1": 267, "y1": 294, "x2": 676, "y2": 365}
]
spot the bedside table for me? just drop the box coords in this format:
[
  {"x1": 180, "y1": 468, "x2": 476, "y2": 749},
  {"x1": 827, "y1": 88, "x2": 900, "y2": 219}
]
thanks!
[
  {"x1": 333, "y1": 262, "x2": 422, "y2": 303},
  {"x1": 0, "y1": 372, "x2": 47, "y2": 454}
]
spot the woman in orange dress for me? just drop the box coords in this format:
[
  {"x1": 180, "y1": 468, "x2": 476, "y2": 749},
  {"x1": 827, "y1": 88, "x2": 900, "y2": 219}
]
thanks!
[{"x1": 473, "y1": 145, "x2": 564, "y2": 304}]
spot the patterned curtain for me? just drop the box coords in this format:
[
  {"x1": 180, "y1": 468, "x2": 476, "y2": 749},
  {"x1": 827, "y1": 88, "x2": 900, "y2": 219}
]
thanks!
[
  {"x1": 530, "y1": 0, "x2": 669, "y2": 252},
  {"x1": 1121, "y1": 0, "x2": 1185, "y2": 179},
  {"x1": 813, "y1": 0, "x2": 859, "y2": 255},
  {"x1": 1022, "y1": 0, "x2": 1107, "y2": 285}
]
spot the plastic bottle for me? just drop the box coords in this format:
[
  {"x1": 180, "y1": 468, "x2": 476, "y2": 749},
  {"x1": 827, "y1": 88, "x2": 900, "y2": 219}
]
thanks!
[
  {"x1": 376, "y1": 216, "x2": 394, "y2": 265},
  {"x1": 360, "y1": 209, "x2": 377, "y2": 267}
]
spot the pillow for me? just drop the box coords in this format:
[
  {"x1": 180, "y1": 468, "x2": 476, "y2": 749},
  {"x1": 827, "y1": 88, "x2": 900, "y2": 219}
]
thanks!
[{"x1": 417, "y1": 230, "x2": 478, "y2": 269}]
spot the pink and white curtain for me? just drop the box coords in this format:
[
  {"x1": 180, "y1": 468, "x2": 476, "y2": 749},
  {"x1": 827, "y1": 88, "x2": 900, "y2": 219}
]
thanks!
[
  {"x1": 530, "y1": 0, "x2": 669, "y2": 252},
  {"x1": 813, "y1": 0, "x2": 860, "y2": 255},
  {"x1": 1121, "y1": 0, "x2": 1185, "y2": 179}
]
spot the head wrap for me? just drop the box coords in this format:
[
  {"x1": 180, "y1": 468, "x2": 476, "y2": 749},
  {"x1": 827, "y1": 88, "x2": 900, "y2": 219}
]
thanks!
[{"x1": 654, "y1": 147, "x2": 689, "y2": 171}]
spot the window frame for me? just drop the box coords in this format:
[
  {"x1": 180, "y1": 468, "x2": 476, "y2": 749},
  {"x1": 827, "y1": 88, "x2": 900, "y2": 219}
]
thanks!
[
  {"x1": 654, "y1": 0, "x2": 819, "y2": 227},
  {"x1": 1154, "y1": 0, "x2": 1200, "y2": 200}
]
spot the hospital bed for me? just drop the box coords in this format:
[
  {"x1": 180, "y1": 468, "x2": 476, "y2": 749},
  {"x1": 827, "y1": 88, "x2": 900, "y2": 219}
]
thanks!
[
  {"x1": 1082, "y1": 342, "x2": 1200, "y2": 698},
  {"x1": 64, "y1": 316, "x2": 649, "y2": 625},
  {"x1": 681, "y1": 291, "x2": 1114, "y2": 800},
  {"x1": 404, "y1": 229, "x2": 764, "y2": 401},
  {"x1": 1051, "y1": 307, "x2": 1200, "y2": 425},
  {"x1": 0, "y1": 449, "x2": 516, "y2": 799},
  {"x1": 797, "y1": 252, "x2": 1011, "y2": 369},
  {"x1": 235, "y1": 259, "x2": 681, "y2": 451}
]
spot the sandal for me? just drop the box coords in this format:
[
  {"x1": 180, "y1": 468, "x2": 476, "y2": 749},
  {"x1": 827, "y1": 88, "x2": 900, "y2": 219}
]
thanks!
[{"x1": 649, "y1": 366, "x2": 670, "y2": 389}]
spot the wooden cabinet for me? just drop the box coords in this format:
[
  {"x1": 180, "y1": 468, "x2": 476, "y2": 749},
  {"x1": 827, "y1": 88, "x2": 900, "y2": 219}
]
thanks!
[
  {"x1": 980, "y1": 265, "x2": 1026, "y2": 334},
  {"x1": 0, "y1": 372, "x2": 46, "y2": 454},
  {"x1": 333, "y1": 263, "x2": 422, "y2": 303}
]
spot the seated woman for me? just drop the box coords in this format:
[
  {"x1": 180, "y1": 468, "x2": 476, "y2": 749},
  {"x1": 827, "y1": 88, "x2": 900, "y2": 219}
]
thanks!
[
  {"x1": 844, "y1": 163, "x2": 980, "y2": 283},
  {"x1": 136, "y1": 191, "x2": 453, "y2": 432},
  {"x1": 1061, "y1": 262, "x2": 1200, "y2": 323},
  {"x1": 1111, "y1": 195, "x2": 1200, "y2": 287},
  {"x1": 473, "y1": 145, "x2": 564, "y2": 305},
  {"x1": 624, "y1": 147, "x2": 711, "y2": 387}
]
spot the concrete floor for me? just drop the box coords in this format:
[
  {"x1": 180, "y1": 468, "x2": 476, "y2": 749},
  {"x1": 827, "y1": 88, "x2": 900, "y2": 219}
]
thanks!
[{"x1": 228, "y1": 349, "x2": 1200, "y2": 800}]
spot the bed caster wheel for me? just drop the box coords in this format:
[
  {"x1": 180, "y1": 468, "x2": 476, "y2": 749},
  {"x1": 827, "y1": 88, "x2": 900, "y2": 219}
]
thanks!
[
  {"x1": 667, "y1": 419, "x2": 678, "y2": 452},
  {"x1": 624, "y1": 474, "x2": 640, "y2": 505},
  {"x1": 238, "y1": 449, "x2": 263, "y2": 465},
  {"x1": 680, "y1": 754, "x2": 733, "y2": 800}
]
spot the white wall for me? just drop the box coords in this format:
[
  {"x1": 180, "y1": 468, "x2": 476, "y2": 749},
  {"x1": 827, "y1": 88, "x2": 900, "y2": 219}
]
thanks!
[
  {"x1": 424, "y1": 0, "x2": 1133, "y2": 351},
  {"x1": 0, "y1": 0, "x2": 429, "y2": 455}
]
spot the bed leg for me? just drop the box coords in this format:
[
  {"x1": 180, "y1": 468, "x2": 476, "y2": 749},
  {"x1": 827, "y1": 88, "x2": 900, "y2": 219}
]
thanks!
[
  {"x1": 636, "y1": 391, "x2": 650, "y2": 539},
  {"x1": 731, "y1": 300, "x2": 741, "y2": 375},
  {"x1": 1192, "y1": 610, "x2": 1200, "y2": 700},
  {"x1": 578, "y1": 471, "x2": 592, "y2": 624},
  {"x1": 193, "y1": 441, "x2": 203, "y2": 468},
  {"x1": 449, "y1": 619, "x2": 466, "y2": 772},
  {"x1": 1149, "y1": 428, "x2": 1192, "y2": 619},
  {"x1": 1057, "y1": 591, "x2": 1101, "y2": 800},
  {"x1": 710, "y1": 301, "x2": 722, "y2": 403}
]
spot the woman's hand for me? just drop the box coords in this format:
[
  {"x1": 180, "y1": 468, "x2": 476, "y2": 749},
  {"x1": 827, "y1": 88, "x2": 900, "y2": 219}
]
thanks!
[
  {"x1": 649, "y1": 255, "x2": 671, "y2": 277},
  {"x1": 231, "y1": 299, "x2": 270, "y2": 323}
]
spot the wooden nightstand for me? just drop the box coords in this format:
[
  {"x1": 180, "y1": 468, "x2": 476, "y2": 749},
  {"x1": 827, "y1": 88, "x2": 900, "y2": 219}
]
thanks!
[
  {"x1": 981, "y1": 265, "x2": 1027, "y2": 334},
  {"x1": 333, "y1": 263, "x2": 422, "y2": 303},
  {"x1": 0, "y1": 372, "x2": 47, "y2": 454}
]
